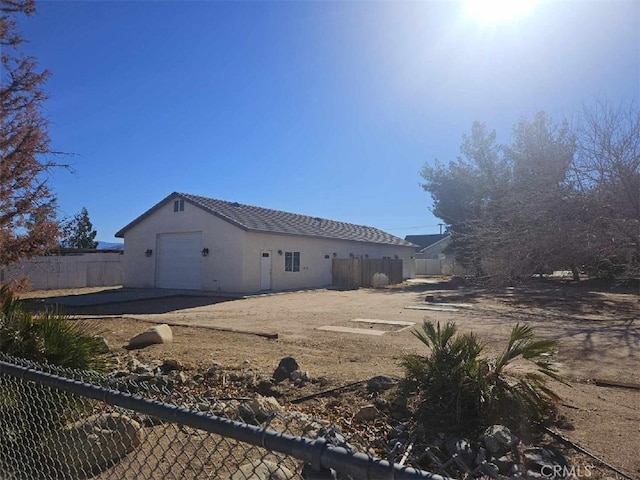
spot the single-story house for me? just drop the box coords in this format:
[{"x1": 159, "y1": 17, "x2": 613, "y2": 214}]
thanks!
[
  {"x1": 405, "y1": 233, "x2": 459, "y2": 275},
  {"x1": 405, "y1": 234, "x2": 451, "y2": 260},
  {"x1": 115, "y1": 192, "x2": 417, "y2": 293}
]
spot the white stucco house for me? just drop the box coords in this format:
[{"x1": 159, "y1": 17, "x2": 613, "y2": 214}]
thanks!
[{"x1": 115, "y1": 192, "x2": 417, "y2": 293}]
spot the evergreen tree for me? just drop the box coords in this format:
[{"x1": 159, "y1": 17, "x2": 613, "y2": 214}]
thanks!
[{"x1": 61, "y1": 208, "x2": 98, "y2": 249}]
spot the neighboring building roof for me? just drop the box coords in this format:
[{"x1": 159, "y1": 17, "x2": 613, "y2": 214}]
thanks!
[
  {"x1": 116, "y1": 192, "x2": 417, "y2": 247},
  {"x1": 404, "y1": 233, "x2": 449, "y2": 250}
]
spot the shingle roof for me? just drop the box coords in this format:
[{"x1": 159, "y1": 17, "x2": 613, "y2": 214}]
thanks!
[
  {"x1": 404, "y1": 233, "x2": 449, "y2": 250},
  {"x1": 116, "y1": 192, "x2": 417, "y2": 248}
]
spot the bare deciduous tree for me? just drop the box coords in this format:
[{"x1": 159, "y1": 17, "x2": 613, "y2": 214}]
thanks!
[
  {"x1": 571, "y1": 101, "x2": 640, "y2": 278},
  {"x1": 1, "y1": 0, "x2": 62, "y2": 267}
]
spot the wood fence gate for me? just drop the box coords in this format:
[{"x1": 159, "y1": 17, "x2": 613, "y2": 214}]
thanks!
[{"x1": 331, "y1": 258, "x2": 403, "y2": 289}]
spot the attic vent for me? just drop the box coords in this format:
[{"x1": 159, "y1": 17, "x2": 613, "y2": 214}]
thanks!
[{"x1": 231, "y1": 202, "x2": 241, "y2": 207}]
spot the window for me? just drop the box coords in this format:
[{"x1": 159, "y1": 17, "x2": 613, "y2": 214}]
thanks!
[
  {"x1": 173, "y1": 199, "x2": 184, "y2": 212},
  {"x1": 284, "y1": 251, "x2": 300, "y2": 272}
]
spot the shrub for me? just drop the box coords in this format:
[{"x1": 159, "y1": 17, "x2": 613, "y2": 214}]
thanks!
[
  {"x1": 0, "y1": 285, "x2": 107, "y2": 477},
  {"x1": 402, "y1": 320, "x2": 564, "y2": 434},
  {"x1": 0, "y1": 285, "x2": 106, "y2": 370},
  {"x1": 371, "y1": 272, "x2": 390, "y2": 288},
  {"x1": 403, "y1": 321, "x2": 486, "y2": 430}
]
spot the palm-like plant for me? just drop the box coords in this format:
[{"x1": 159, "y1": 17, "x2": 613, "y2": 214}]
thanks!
[
  {"x1": 403, "y1": 321, "x2": 487, "y2": 430},
  {"x1": 403, "y1": 320, "x2": 565, "y2": 434},
  {"x1": 0, "y1": 285, "x2": 106, "y2": 370},
  {"x1": 485, "y1": 323, "x2": 567, "y2": 424}
]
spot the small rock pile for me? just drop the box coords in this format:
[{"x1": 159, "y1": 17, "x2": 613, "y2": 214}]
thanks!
[{"x1": 382, "y1": 424, "x2": 570, "y2": 479}]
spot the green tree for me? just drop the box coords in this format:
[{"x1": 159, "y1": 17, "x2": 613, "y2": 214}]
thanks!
[
  {"x1": 477, "y1": 112, "x2": 578, "y2": 281},
  {"x1": 61, "y1": 207, "x2": 98, "y2": 249},
  {"x1": 1, "y1": 0, "x2": 62, "y2": 268},
  {"x1": 420, "y1": 122, "x2": 510, "y2": 275},
  {"x1": 420, "y1": 111, "x2": 614, "y2": 284}
]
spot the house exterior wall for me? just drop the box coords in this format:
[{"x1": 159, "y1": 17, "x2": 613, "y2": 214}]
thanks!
[
  {"x1": 121, "y1": 199, "x2": 246, "y2": 291},
  {"x1": 415, "y1": 237, "x2": 450, "y2": 260},
  {"x1": 242, "y1": 232, "x2": 415, "y2": 292}
]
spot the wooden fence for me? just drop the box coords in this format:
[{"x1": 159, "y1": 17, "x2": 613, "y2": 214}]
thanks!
[{"x1": 332, "y1": 258, "x2": 403, "y2": 289}]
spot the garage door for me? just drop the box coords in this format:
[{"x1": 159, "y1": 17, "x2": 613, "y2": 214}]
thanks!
[{"x1": 156, "y1": 232, "x2": 203, "y2": 289}]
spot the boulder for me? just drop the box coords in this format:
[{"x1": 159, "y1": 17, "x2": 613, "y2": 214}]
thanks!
[
  {"x1": 160, "y1": 358, "x2": 182, "y2": 373},
  {"x1": 272, "y1": 356, "x2": 299, "y2": 383},
  {"x1": 230, "y1": 460, "x2": 293, "y2": 480},
  {"x1": 127, "y1": 324, "x2": 173, "y2": 349},
  {"x1": 523, "y1": 447, "x2": 569, "y2": 475},
  {"x1": 256, "y1": 379, "x2": 279, "y2": 396},
  {"x1": 247, "y1": 395, "x2": 282, "y2": 421},
  {"x1": 354, "y1": 404, "x2": 379, "y2": 422},
  {"x1": 46, "y1": 413, "x2": 144, "y2": 476},
  {"x1": 480, "y1": 424, "x2": 519, "y2": 455}
]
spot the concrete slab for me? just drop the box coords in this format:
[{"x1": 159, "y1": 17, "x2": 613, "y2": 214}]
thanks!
[
  {"x1": 424, "y1": 302, "x2": 473, "y2": 308},
  {"x1": 30, "y1": 288, "x2": 240, "y2": 308},
  {"x1": 350, "y1": 318, "x2": 415, "y2": 326},
  {"x1": 404, "y1": 305, "x2": 459, "y2": 312},
  {"x1": 317, "y1": 326, "x2": 387, "y2": 336}
]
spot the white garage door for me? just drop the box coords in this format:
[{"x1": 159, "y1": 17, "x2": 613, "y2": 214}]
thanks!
[{"x1": 156, "y1": 232, "x2": 203, "y2": 290}]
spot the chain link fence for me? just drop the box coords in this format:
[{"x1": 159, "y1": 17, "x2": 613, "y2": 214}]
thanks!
[{"x1": 0, "y1": 354, "x2": 449, "y2": 480}]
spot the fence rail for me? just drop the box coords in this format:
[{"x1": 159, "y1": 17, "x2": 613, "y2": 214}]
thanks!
[
  {"x1": 0, "y1": 355, "x2": 448, "y2": 480},
  {"x1": 332, "y1": 259, "x2": 403, "y2": 290}
]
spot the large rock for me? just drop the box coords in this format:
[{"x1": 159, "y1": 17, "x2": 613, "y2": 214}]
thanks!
[
  {"x1": 46, "y1": 413, "x2": 144, "y2": 476},
  {"x1": 354, "y1": 404, "x2": 379, "y2": 422},
  {"x1": 248, "y1": 395, "x2": 282, "y2": 422},
  {"x1": 230, "y1": 460, "x2": 293, "y2": 480},
  {"x1": 128, "y1": 324, "x2": 173, "y2": 349},
  {"x1": 523, "y1": 447, "x2": 569, "y2": 474},
  {"x1": 272, "y1": 356, "x2": 299, "y2": 383},
  {"x1": 480, "y1": 424, "x2": 519, "y2": 455}
]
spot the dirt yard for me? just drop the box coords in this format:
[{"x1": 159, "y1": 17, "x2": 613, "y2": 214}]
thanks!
[{"x1": 21, "y1": 279, "x2": 640, "y2": 478}]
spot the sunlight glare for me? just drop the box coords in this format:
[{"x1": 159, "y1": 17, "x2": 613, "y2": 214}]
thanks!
[{"x1": 464, "y1": 0, "x2": 538, "y2": 25}]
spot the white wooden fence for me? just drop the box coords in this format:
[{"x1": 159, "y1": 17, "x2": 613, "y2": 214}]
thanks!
[
  {"x1": 1, "y1": 251, "x2": 123, "y2": 290},
  {"x1": 415, "y1": 259, "x2": 457, "y2": 276}
]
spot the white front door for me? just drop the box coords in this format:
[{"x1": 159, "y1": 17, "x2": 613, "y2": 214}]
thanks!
[{"x1": 260, "y1": 251, "x2": 272, "y2": 290}]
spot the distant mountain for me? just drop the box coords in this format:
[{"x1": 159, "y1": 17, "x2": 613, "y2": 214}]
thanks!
[{"x1": 97, "y1": 241, "x2": 124, "y2": 250}]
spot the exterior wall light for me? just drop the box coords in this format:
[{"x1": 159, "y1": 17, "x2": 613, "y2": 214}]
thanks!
[
  {"x1": 278, "y1": 249, "x2": 283, "y2": 255},
  {"x1": 201, "y1": 248, "x2": 209, "y2": 257},
  {"x1": 332, "y1": 252, "x2": 337, "y2": 257},
  {"x1": 145, "y1": 249, "x2": 153, "y2": 257}
]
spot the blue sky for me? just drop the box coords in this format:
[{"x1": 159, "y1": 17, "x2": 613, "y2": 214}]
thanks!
[{"x1": 17, "y1": 0, "x2": 639, "y2": 242}]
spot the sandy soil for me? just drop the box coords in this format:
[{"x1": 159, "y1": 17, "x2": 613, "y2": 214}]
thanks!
[{"x1": 21, "y1": 279, "x2": 640, "y2": 478}]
